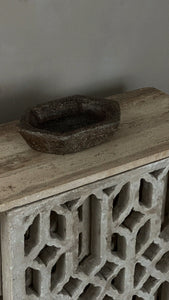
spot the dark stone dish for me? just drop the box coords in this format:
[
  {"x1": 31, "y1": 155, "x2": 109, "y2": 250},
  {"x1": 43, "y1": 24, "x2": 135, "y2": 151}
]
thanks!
[{"x1": 19, "y1": 95, "x2": 120, "y2": 154}]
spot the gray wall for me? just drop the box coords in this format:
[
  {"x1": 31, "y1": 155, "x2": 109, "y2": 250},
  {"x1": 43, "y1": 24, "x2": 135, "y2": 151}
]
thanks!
[{"x1": 0, "y1": 0, "x2": 168, "y2": 123}]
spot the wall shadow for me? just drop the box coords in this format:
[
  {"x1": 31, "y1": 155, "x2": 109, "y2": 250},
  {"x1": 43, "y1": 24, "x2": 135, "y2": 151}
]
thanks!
[{"x1": 0, "y1": 80, "x2": 127, "y2": 124}]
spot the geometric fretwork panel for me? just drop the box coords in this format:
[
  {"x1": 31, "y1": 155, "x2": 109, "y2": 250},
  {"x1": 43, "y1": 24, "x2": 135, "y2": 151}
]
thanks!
[{"x1": 1, "y1": 158, "x2": 169, "y2": 299}]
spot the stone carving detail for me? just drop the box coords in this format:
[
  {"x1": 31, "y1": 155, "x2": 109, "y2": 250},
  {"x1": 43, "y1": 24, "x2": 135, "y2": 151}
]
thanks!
[{"x1": 2, "y1": 160, "x2": 169, "y2": 300}]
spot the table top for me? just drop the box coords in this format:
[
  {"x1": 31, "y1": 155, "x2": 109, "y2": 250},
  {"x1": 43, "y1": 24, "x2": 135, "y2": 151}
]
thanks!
[{"x1": 0, "y1": 87, "x2": 169, "y2": 212}]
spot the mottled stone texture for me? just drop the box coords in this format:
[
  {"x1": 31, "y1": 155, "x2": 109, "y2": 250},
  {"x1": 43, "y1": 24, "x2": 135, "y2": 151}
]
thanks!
[
  {"x1": 19, "y1": 95, "x2": 120, "y2": 154},
  {"x1": 1, "y1": 158, "x2": 169, "y2": 300}
]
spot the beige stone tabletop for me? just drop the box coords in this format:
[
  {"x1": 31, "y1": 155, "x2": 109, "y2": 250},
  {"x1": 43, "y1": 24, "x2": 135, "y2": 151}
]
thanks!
[{"x1": 0, "y1": 87, "x2": 169, "y2": 212}]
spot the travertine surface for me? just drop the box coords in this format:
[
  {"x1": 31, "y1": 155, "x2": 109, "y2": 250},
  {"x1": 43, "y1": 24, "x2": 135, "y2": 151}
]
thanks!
[
  {"x1": 0, "y1": 88, "x2": 169, "y2": 212},
  {"x1": 1, "y1": 158, "x2": 169, "y2": 300}
]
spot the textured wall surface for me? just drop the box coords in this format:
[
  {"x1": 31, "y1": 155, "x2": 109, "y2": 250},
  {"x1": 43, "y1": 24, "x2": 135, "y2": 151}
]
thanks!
[
  {"x1": 0, "y1": 0, "x2": 169, "y2": 123},
  {"x1": 1, "y1": 158, "x2": 169, "y2": 299}
]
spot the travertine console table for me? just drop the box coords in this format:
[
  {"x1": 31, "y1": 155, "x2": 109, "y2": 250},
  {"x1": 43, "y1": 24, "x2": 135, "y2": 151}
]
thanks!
[{"x1": 0, "y1": 88, "x2": 169, "y2": 300}]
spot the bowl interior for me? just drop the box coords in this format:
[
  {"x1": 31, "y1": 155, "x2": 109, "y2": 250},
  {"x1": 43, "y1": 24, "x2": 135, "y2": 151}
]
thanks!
[
  {"x1": 29, "y1": 99, "x2": 110, "y2": 134},
  {"x1": 35, "y1": 110, "x2": 105, "y2": 134}
]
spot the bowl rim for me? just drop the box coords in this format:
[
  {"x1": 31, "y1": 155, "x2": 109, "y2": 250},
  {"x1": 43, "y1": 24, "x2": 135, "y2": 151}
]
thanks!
[{"x1": 19, "y1": 95, "x2": 120, "y2": 138}]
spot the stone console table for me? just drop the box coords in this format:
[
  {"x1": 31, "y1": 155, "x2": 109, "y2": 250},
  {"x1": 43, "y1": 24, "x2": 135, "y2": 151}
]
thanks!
[{"x1": 0, "y1": 88, "x2": 169, "y2": 300}]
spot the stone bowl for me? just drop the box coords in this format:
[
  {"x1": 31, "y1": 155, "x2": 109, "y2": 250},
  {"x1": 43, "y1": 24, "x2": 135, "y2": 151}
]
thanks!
[{"x1": 19, "y1": 95, "x2": 120, "y2": 154}]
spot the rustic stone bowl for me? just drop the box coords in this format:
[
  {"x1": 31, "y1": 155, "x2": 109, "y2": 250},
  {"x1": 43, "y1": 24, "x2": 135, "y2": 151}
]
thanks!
[{"x1": 19, "y1": 95, "x2": 120, "y2": 154}]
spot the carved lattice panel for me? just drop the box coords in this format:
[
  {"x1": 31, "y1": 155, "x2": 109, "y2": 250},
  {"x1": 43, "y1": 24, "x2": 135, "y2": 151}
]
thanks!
[{"x1": 1, "y1": 158, "x2": 169, "y2": 300}]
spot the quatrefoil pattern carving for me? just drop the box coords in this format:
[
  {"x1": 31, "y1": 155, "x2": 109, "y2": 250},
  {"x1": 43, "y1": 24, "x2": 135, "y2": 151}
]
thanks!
[{"x1": 4, "y1": 159, "x2": 169, "y2": 299}]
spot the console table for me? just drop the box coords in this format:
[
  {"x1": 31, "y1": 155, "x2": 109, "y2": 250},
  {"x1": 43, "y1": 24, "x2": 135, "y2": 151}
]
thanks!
[{"x1": 0, "y1": 87, "x2": 169, "y2": 300}]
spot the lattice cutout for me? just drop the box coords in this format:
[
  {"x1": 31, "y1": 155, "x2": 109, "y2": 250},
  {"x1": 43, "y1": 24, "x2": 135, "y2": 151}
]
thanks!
[
  {"x1": 25, "y1": 267, "x2": 41, "y2": 296},
  {"x1": 134, "y1": 263, "x2": 146, "y2": 287},
  {"x1": 24, "y1": 214, "x2": 40, "y2": 256},
  {"x1": 2, "y1": 158, "x2": 169, "y2": 299},
  {"x1": 59, "y1": 277, "x2": 82, "y2": 297},
  {"x1": 51, "y1": 254, "x2": 66, "y2": 291},
  {"x1": 36, "y1": 245, "x2": 58, "y2": 266}
]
